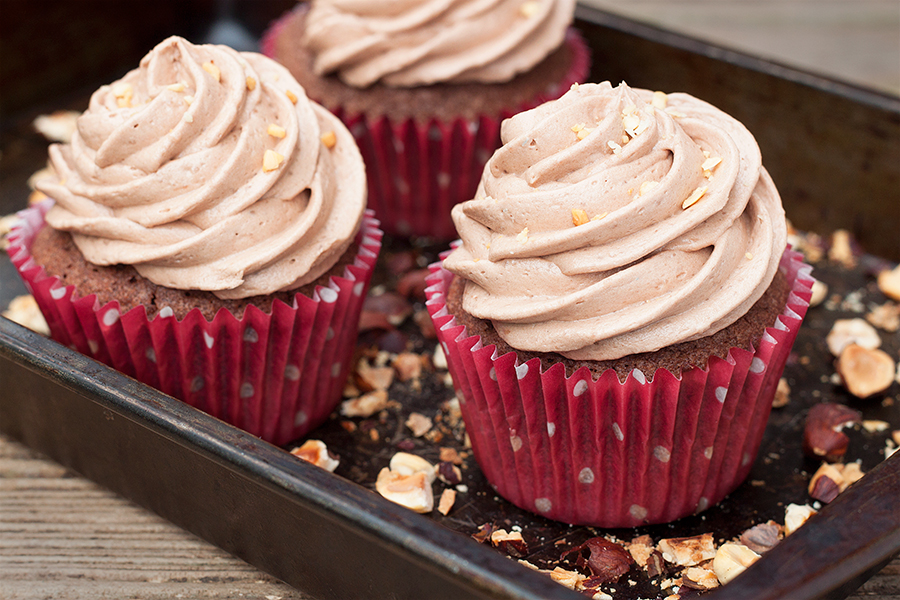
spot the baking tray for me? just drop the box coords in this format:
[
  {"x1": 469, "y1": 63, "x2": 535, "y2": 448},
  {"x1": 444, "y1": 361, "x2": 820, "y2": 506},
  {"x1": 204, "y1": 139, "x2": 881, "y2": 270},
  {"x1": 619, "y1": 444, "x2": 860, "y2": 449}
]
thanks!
[{"x1": 1, "y1": 3, "x2": 899, "y2": 600}]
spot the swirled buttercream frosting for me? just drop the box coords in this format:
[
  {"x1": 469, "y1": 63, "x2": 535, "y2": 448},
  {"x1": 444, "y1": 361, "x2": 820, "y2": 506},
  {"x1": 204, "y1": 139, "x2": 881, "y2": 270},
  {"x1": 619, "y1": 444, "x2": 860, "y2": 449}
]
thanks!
[
  {"x1": 37, "y1": 36, "x2": 366, "y2": 300},
  {"x1": 302, "y1": 0, "x2": 576, "y2": 87},
  {"x1": 443, "y1": 82, "x2": 787, "y2": 361}
]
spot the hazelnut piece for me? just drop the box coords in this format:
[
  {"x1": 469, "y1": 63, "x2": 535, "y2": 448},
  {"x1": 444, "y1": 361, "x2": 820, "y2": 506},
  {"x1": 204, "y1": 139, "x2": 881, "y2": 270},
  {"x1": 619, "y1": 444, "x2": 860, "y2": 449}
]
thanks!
[
  {"x1": 835, "y1": 344, "x2": 896, "y2": 398},
  {"x1": 289, "y1": 439, "x2": 339, "y2": 472},
  {"x1": 802, "y1": 402, "x2": 862, "y2": 462},
  {"x1": 826, "y1": 318, "x2": 881, "y2": 356},
  {"x1": 375, "y1": 468, "x2": 434, "y2": 513},
  {"x1": 713, "y1": 543, "x2": 760, "y2": 584}
]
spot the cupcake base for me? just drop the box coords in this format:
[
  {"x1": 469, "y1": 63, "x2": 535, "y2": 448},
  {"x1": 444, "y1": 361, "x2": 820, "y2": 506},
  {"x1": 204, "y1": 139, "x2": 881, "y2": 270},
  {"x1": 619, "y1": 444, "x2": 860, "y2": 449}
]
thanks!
[
  {"x1": 261, "y1": 6, "x2": 591, "y2": 239},
  {"x1": 7, "y1": 202, "x2": 383, "y2": 445},
  {"x1": 426, "y1": 248, "x2": 813, "y2": 527}
]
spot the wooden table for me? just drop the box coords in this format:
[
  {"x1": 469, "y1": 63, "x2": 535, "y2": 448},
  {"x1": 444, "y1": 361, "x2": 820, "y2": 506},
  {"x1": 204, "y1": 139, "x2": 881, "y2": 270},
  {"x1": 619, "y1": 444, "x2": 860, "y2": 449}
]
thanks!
[{"x1": 1, "y1": 433, "x2": 897, "y2": 599}]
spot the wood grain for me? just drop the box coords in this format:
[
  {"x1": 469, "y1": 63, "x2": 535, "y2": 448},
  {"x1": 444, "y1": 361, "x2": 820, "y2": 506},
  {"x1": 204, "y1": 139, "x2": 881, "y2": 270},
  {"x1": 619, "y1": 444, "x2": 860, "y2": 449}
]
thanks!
[{"x1": 1, "y1": 433, "x2": 898, "y2": 599}]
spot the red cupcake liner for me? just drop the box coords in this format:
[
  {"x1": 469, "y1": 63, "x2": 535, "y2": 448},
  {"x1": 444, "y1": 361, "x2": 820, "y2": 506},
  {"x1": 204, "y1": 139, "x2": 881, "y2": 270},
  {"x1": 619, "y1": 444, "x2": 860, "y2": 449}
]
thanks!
[
  {"x1": 425, "y1": 248, "x2": 813, "y2": 527},
  {"x1": 7, "y1": 202, "x2": 383, "y2": 446},
  {"x1": 261, "y1": 16, "x2": 591, "y2": 240}
]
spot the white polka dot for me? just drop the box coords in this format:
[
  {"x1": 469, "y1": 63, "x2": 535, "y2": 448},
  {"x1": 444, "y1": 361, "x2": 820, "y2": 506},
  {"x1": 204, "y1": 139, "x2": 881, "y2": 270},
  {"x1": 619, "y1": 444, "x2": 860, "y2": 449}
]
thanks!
[
  {"x1": 750, "y1": 358, "x2": 766, "y2": 373},
  {"x1": 393, "y1": 138, "x2": 405, "y2": 153},
  {"x1": 190, "y1": 376, "x2": 205, "y2": 392},
  {"x1": 353, "y1": 282, "x2": 364, "y2": 297},
  {"x1": 331, "y1": 362, "x2": 342, "y2": 377},
  {"x1": 715, "y1": 386, "x2": 727, "y2": 403},
  {"x1": 203, "y1": 332, "x2": 215, "y2": 349},
  {"x1": 612, "y1": 423, "x2": 624, "y2": 442},
  {"x1": 88, "y1": 340, "x2": 99, "y2": 355},
  {"x1": 697, "y1": 497, "x2": 710, "y2": 512},
  {"x1": 243, "y1": 327, "x2": 258, "y2": 343},
  {"x1": 534, "y1": 498, "x2": 552, "y2": 513},
  {"x1": 284, "y1": 364, "x2": 300, "y2": 381},
  {"x1": 578, "y1": 468, "x2": 595, "y2": 484},
  {"x1": 654, "y1": 446, "x2": 671, "y2": 463},
  {"x1": 145, "y1": 348, "x2": 156, "y2": 363},
  {"x1": 632, "y1": 369, "x2": 646, "y2": 385},
  {"x1": 489, "y1": 367, "x2": 497, "y2": 381},
  {"x1": 515, "y1": 363, "x2": 529, "y2": 380},
  {"x1": 547, "y1": 422, "x2": 556, "y2": 437},
  {"x1": 294, "y1": 410, "x2": 308, "y2": 427},
  {"x1": 742, "y1": 452, "x2": 752, "y2": 466},
  {"x1": 319, "y1": 288, "x2": 338, "y2": 303},
  {"x1": 158, "y1": 306, "x2": 174, "y2": 319},
  {"x1": 510, "y1": 435, "x2": 523, "y2": 452},
  {"x1": 437, "y1": 172, "x2": 451, "y2": 188},
  {"x1": 395, "y1": 177, "x2": 410, "y2": 195},
  {"x1": 704, "y1": 446, "x2": 714, "y2": 460},
  {"x1": 50, "y1": 285, "x2": 66, "y2": 300},
  {"x1": 326, "y1": 327, "x2": 335, "y2": 341},
  {"x1": 102, "y1": 309, "x2": 120, "y2": 327},
  {"x1": 630, "y1": 505, "x2": 648, "y2": 521},
  {"x1": 240, "y1": 383, "x2": 254, "y2": 398},
  {"x1": 573, "y1": 380, "x2": 588, "y2": 397}
]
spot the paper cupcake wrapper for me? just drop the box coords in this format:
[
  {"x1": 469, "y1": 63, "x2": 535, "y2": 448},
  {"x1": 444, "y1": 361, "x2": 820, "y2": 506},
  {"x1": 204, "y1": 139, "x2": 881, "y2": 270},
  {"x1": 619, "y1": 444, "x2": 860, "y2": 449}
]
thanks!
[
  {"x1": 426, "y1": 248, "x2": 813, "y2": 527},
  {"x1": 7, "y1": 202, "x2": 383, "y2": 446},
  {"x1": 261, "y1": 19, "x2": 590, "y2": 240}
]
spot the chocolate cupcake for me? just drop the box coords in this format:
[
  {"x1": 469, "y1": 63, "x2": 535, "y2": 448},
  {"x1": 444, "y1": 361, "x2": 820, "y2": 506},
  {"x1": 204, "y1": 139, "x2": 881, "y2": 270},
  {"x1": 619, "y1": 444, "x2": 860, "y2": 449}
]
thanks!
[
  {"x1": 262, "y1": 0, "x2": 590, "y2": 239},
  {"x1": 8, "y1": 36, "x2": 382, "y2": 445},
  {"x1": 427, "y1": 82, "x2": 813, "y2": 527}
]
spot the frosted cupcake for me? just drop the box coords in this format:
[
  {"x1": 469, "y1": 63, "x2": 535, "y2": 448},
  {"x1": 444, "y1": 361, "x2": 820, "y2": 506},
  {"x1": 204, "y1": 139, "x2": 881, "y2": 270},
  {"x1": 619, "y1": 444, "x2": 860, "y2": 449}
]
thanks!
[
  {"x1": 8, "y1": 36, "x2": 382, "y2": 445},
  {"x1": 262, "y1": 0, "x2": 590, "y2": 239},
  {"x1": 427, "y1": 82, "x2": 812, "y2": 526}
]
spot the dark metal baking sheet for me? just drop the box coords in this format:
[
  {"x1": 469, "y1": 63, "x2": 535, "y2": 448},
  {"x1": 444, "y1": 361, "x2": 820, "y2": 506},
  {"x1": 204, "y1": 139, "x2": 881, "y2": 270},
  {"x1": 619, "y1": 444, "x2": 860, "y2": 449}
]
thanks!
[{"x1": 2, "y1": 4, "x2": 899, "y2": 600}]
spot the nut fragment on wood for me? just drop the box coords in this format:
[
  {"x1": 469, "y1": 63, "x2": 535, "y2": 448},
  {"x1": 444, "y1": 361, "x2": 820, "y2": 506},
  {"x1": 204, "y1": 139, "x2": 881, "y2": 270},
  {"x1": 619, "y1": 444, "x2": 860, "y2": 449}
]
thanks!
[
  {"x1": 877, "y1": 265, "x2": 900, "y2": 301},
  {"x1": 405, "y1": 412, "x2": 433, "y2": 437},
  {"x1": 784, "y1": 503, "x2": 817, "y2": 536},
  {"x1": 808, "y1": 462, "x2": 844, "y2": 503},
  {"x1": 802, "y1": 402, "x2": 862, "y2": 462},
  {"x1": 490, "y1": 529, "x2": 529, "y2": 558},
  {"x1": 836, "y1": 344, "x2": 896, "y2": 398},
  {"x1": 658, "y1": 533, "x2": 716, "y2": 567},
  {"x1": 826, "y1": 318, "x2": 881, "y2": 356},
  {"x1": 2, "y1": 295, "x2": 50, "y2": 335},
  {"x1": 772, "y1": 377, "x2": 791, "y2": 408},
  {"x1": 866, "y1": 302, "x2": 900, "y2": 332},
  {"x1": 436, "y1": 488, "x2": 456, "y2": 515},
  {"x1": 389, "y1": 452, "x2": 435, "y2": 484},
  {"x1": 289, "y1": 439, "x2": 339, "y2": 472},
  {"x1": 682, "y1": 566, "x2": 719, "y2": 590},
  {"x1": 809, "y1": 279, "x2": 828, "y2": 307},
  {"x1": 375, "y1": 468, "x2": 433, "y2": 513},
  {"x1": 739, "y1": 521, "x2": 781, "y2": 554},
  {"x1": 393, "y1": 352, "x2": 425, "y2": 381},
  {"x1": 340, "y1": 390, "x2": 389, "y2": 418},
  {"x1": 712, "y1": 542, "x2": 759, "y2": 584}
]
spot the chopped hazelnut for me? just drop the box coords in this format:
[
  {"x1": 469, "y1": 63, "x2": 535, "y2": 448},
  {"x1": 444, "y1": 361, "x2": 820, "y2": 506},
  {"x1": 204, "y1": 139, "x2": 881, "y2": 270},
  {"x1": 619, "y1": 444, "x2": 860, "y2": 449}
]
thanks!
[
  {"x1": 826, "y1": 318, "x2": 881, "y2": 356},
  {"x1": 740, "y1": 522, "x2": 781, "y2": 554},
  {"x1": 808, "y1": 462, "x2": 845, "y2": 503},
  {"x1": 267, "y1": 123, "x2": 286, "y2": 138},
  {"x1": 1, "y1": 294, "x2": 50, "y2": 335},
  {"x1": 682, "y1": 566, "x2": 719, "y2": 590},
  {"x1": 290, "y1": 439, "x2": 339, "y2": 472},
  {"x1": 836, "y1": 344, "x2": 895, "y2": 398},
  {"x1": 810, "y1": 279, "x2": 828, "y2": 307},
  {"x1": 262, "y1": 149, "x2": 284, "y2": 172},
  {"x1": 877, "y1": 265, "x2": 900, "y2": 301},
  {"x1": 490, "y1": 529, "x2": 529, "y2": 557},
  {"x1": 340, "y1": 390, "x2": 389, "y2": 418},
  {"x1": 285, "y1": 89, "x2": 298, "y2": 104},
  {"x1": 866, "y1": 302, "x2": 900, "y2": 332},
  {"x1": 202, "y1": 61, "x2": 221, "y2": 82},
  {"x1": 784, "y1": 503, "x2": 817, "y2": 536},
  {"x1": 681, "y1": 186, "x2": 707, "y2": 209},
  {"x1": 355, "y1": 359, "x2": 394, "y2": 392},
  {"x1": 320, "y1": 130, "x2": 337, "y2": 148},
  {"x1": 658, "y1": 533, "x2": 716, "y2": 567},
  {"x1": 393, "y1": 352, "x2": 424, "y2": 381},
  {"x1": 571, "y1": 208, "x2": 590, "y2": 226},
  {"x1": 245, "y1": 76, "x2": 256, "y2": 90},
  {"x1": 389, "y1": 452, "x2": 435, "y2": 484},
  {"x1": 828, "y1": 229, "x2": 855, "y2": 267},
  {"x1": 437, "y1": 488, "x2": 456, "y2": 515},
  {"x1": 405, "y1": 412, "x2": 433, "y2": 437},
  {"x1": 375, "y1": 468, "x2": 433, "y2": 513},
  {"x1": 712, "y1": 543, "x2": 759, "y2": 584},
  {"x1": 772, "y1": 377, "x2": 791, "y2": 408},
  {"x1": 802, "y1": 402, "x2": 861, "y2": 462}
]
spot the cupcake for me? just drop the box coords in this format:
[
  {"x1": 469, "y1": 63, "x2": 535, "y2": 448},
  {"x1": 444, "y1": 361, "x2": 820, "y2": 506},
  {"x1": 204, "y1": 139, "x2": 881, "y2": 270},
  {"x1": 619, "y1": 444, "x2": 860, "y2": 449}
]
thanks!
[
  {"x1": 7, "y1": 36, "x2": 382, "y2": 445},
  {"x1": 262, "y1": 0, "x2": 590, "y2": 239},
  {"x1": 426, "y1": 82, "x2": 813, "y2": 527}
]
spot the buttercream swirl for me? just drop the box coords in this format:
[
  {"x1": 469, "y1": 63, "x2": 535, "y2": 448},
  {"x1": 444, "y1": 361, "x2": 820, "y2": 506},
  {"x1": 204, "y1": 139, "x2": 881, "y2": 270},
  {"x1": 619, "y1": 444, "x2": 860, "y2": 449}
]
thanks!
[
  {"x1": 302, "y1": 0, "x2": 575, "y2": 87},
  {"x1": 443, "y1": 82, "x2": 787, "y2": 361},
  {"x1": 38, "y1": 36, "x2": 366, "y2": 300}
]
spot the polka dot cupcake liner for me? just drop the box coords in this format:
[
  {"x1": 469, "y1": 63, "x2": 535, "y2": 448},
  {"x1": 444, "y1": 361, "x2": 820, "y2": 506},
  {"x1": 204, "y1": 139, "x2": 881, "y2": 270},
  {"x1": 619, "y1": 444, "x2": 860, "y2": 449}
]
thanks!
[
  {"x1": 261, "y1": 19, "x2": 591, "y2": 240},
  {"x1": 425, "y1": 248, "x2": 812, "y2": 527},
  {"x1": 7, "y1": 202, "x2": 382, "y2": 446}
]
